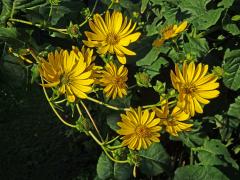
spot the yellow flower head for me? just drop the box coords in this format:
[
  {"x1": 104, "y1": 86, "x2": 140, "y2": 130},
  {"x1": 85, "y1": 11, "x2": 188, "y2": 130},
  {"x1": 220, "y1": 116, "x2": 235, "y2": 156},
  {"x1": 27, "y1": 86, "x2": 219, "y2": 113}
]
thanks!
[
  {"x1": 161, "y1": 21, "x2": 187, "y2": 40},
  {"x1": 83, "y1": 11, "x2": 141, "y2": 64},
  {"x1": 39, "y1": 49, "x2": 94, "y2": 102},
  {"x1": 171, "y1": 62, "x2": 220, "y2": 117},
  {"x1": 153, "y1": 99, "x2": 192, "y2": 136},
  {"x1": 117, "y1": 107, "x2": 161, "y2": 150},
  {"x1": 99, "y1": 62, "x2": 128, "y2": 99}
]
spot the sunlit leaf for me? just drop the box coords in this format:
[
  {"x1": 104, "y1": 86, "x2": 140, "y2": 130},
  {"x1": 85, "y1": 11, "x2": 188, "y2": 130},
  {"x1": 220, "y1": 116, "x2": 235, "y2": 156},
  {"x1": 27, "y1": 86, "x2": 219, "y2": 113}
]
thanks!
[
  {"x1": 223, "y1": 49, "x2": 240, "y2": 91},
  {"x1": 174, "y1": 165, "x2": 228, "y2": 180}
]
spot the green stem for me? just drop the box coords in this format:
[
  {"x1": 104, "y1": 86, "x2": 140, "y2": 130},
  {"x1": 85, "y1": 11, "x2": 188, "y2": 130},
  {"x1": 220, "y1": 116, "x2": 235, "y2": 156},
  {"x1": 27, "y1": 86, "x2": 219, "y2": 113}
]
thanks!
[
  {"x1": 89, "y1": 131, "x2": 129, "y2": 164},
  {"x1": 190, "y1": 148, "x2": 193, "y2": 165},
  {"x1": 128, "y1": 84, "x2": 137, "y2": 90},
  {"x1": 79, "y1": 0, "x2": 99, "y2": 27},
  {"x1": 48, "y1": 4, "x2": 53, "y2": 22},
  {"x1": 89, "y1": 131, "x2": 104, "y2": 146},
  {"x1": 108, "y1": 1, "x2": 114, "y2": 9},
  {"x1": 86, "y1": 96, "x2": 129, "y2": 111},
  {"x1": 9, "y1": 18, "x2": 67, "y2": 34},
  {"x1": 105, "y1": 136, "x2": 120, "y2": 145},
  {"x1": 54, "y1": 99, "x2": 67, "y2": 104},
  {"x1": 80, "y1": 100, "x2": 104, "y2": 141},
  {"x1": 41, "y1": 77, "x2": 77, "y2": 128},
  {"x1": 107, "y1": 144, "x2": 123, "y2": 150},
  {"x1": 76, "y1": 103, "x2": 83, "y2": 116}
]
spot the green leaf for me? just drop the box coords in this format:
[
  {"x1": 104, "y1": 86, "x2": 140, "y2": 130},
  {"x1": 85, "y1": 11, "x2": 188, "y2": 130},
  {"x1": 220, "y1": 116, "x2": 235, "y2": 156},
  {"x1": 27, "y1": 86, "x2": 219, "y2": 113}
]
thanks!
[
  {"x1": 141, "y1": 0, "x2": 149, "y2": 13},
  {"x1": 139, "y1": 143, "x2": 170, "y2": 176},
  {"x1": 174, "y1": 165, "x2": 229, "y2": 180},
  {"x1": 149, "y1": 0, "x2": 162, "y2": 5},
  {"x1": 136, "y1": 47, "x2": 161, "y2": 66},
  {"x1": 30, "y1": 64, "x2": 40, "y2": 84},
  {"x1": 223, "y1": 49, "x2": 240, "y2": 91},
  {"x1": 0, "y1": 0, "x2": 47, "y2": 24},
  {"x1": 232, "y1": 15, "x2": 240, "y2": 21},
  {"x1": 179, "y1": 0, "x2": 224, "y2": 30},
  {"x1": 228, "y1": 96, "x2": 240, "y2": 119},
  {"x1": 145, "y1": 56, "x2": 168, "y2": 78},
  {"x1": 107, "y1": 112, "x2": 120, "y2": 131},
  {"x1": 223, "y1": 15, "x2": 240, "y2": 36},
  {"x1": 179, "y1": 131, "x2": 205, "y2": 148},
  {"x1": 114, "y1": 163, "x2": 132, "y2": 180},
  {"x1": 195, "y1": 139, "x2": 239, "y2": 170},
  {"x1": 0, "y1": 27, "x2": 17, "y2": 40},
  {"x1": 184, "y1": 35, "x2": 209, "y2": 58},
  {"x1": 146, "y1": 17, "x2": 161, "y2": 36},
  {"x1": 218, "y1": 0, "x2": 234, "y2": 9},
  {"x1": 137, "y1": 46, "x2": 170, "y2": 66},
  {"x1": 97, "y1": 153, "x2": 113, "y2": 180}
]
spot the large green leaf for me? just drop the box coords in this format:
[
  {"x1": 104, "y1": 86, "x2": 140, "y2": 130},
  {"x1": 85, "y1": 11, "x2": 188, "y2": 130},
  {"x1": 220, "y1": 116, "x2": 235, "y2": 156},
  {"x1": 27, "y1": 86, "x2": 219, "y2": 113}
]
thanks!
[
  {"x1": 183, "y1": 35, "x2": 209, "y2": 58},
  {"x1": 223, "y1": 49, "x2": 240, "y2": 91},
  {"x1": 139, "y1": 143, "x2": 170, "y2": 176},
  {"x1": 174, "y1": 165, "x2": 229, "y2": 180},
  {"x1": 114, "y1": 163, "x2": 132, "y2": 180},
  {"x1": 145, "y1": 56, "x2": 168, "y2": 78},
  {"x1": 228, "y1": 96, "x2": 240, "y2": 119},
  {"x1": 0, "y1": 27, "x2": 17, "y2": 40},
  {"x1": 0, "y1": 0, "x2": 47, "y2": 24},
  {"x1": 218, "y1": 0, "x2": 235, "y2": 9},
  {"x1": 195, "y1": 139, "x2": 239, "y2": 170},
  {"x1": 107, "y1": 112, "x2": 120, "y2": 131},
  {"x1": 97, "y1": 153, "x2": 113, "y2": 180},
  {"x1": 136, "y1": 47, "x2": 161, "y2": 66},
  {"x1": 179, "y1": 0, "x2": 224, "y2": 30}
]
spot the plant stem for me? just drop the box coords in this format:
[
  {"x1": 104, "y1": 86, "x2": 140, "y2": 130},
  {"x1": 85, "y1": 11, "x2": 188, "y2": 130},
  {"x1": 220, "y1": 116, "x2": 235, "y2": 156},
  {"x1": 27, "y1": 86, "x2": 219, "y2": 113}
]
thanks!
[
  {"x1": 89, "y1": 131, "x2": 129, "y2": 164},
  {"x1": 108, "y1": 1, "x2": 114, "y2": 9},
  {"x1": 107, "y1": 144, "x2": 123, "y2": 150},
  {"x1": 80, "y1": 100, "x2": 103, "y2": 141},
  {"x1": 9, "y1": 18, "x2": 67, "y2": 34},
  {"x1": 86, "y1": 96, "x2": 129, "y2": 111},
  {"x1": 48, "y1": 4, "x2": 53, "y2": 22},
  {"x1": 105, "y1": 136, "x2": 120, "y2": 145},
  {"x1": 76, "y1": 103, "x2": 83, "y2": 116},
  {"x1": 190, "y1": 148, "x2": 193, "y2": 165},
  {"x1": 79, "y1": 0, "x2": 99, "y2": 27},
  {"x1": 41, "y1": 77, "x2": 77, "y2": 128}
]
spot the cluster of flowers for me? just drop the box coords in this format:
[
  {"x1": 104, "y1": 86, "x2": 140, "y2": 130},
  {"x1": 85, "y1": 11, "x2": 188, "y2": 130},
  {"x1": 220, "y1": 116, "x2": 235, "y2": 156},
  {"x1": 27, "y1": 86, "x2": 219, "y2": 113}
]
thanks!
[{"x1": 39, "y1": 11, "x2": 220, "y2": 151}]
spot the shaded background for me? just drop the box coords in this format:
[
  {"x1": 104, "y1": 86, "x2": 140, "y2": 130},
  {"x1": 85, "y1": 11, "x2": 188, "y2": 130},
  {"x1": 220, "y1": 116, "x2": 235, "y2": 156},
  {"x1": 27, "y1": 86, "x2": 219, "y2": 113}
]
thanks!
[{"x1": 0, "y1": 63, "x2": 99, "y2": 179}]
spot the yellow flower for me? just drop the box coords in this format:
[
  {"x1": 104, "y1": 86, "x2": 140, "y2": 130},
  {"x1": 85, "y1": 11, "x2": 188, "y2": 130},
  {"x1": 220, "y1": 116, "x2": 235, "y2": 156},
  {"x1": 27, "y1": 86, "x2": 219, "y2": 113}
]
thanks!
[
  {"x1": 153, "y1": 100, "x2": 192, "y2": 136},
  {"x1": 152, "y1": 38, "x2": 165, "y2": 47},
  {"x1": 83, "y1": 11, "x2": 141, "y2": 64},
  {"x1": 99, "y1": 62, "x2": 128, "y2": 99},
  {"x1": 161, "y1": 21, "x2": 187, "y2": 40},
  {"x1": 39, "y1": 49, "x2": 94, "y2": 102},
  {"x1": 117, "y1": 107, "x2": 161, "y2": 150},
  {"x1": 171, "y1": 62, "x2": 220, "y2": 116}
]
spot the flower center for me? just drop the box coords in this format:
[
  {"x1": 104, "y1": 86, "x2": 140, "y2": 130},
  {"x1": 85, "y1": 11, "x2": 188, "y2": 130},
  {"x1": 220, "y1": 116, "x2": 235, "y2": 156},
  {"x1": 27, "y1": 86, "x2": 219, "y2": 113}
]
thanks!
[
  {"x1": 182, "y1": 84, "x2": 196, "y2": 94},
  {"x1": 60, "y1": 74, "x2": 70, "y2": 85},
  {"x1": 162, "y1": 26, "x2": 175, "y2": 39},
  {"x1": 135, "y1": 125, "x2": 151, "y2": 138},
  {"x1": 106, "y1": 33, "x2": 120, "y2": 45},
  {"x1": 112, "y1": 76, "x2": 125, "y2": 88}
]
